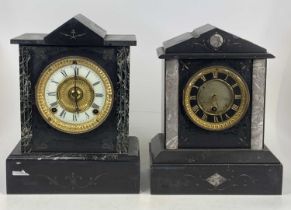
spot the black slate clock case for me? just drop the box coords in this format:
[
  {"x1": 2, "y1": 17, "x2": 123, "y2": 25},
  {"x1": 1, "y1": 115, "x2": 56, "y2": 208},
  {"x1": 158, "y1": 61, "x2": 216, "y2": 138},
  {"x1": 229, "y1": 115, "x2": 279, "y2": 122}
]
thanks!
[
  {"x1": 6, "y1": 14, "x2": 140, "y2": 194},
  {"x1": 178, "y1": 59, "x2": 252, "y2": 148},
  {"x1": 150, "y1": 25, "x2": 283, "y2": 195}
]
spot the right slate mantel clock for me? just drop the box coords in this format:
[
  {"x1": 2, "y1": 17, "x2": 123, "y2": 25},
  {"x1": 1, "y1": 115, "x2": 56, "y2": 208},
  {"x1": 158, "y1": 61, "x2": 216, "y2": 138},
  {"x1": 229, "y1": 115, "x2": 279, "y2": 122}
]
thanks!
[{"x1": 150, "y1": 24, "x2": 283, "y2": 195}]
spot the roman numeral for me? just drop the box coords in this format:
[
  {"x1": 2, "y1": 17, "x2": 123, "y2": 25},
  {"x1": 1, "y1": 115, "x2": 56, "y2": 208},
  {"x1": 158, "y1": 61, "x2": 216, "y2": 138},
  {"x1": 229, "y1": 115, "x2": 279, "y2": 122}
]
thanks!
[
  {"x1": 73, "y1": 113, "x2": 78, "y2": 121},
  {"x1": 93, "y1": 81, "x2": 100, "y2": 86},
  {"x1": 92, "y1": 103, "x2": 100, "y2": 109},
  {"x1": 192, "y1": 85, "x2": 199, "y2": 89},
  {"x1": 224, "y1": 73, "x2": 229, "y2": 81},
  {"x1": 50, "y1": 101, "x2": 58, "y2": 107},
  {"x1": 85, "y1": 71, "x2": 90, "y2": 78},
  {"x1": 85, "y1": 112, "x2": 90, "y2": 119},
  {"x1": 59, "y1": 109, "x2": 66, "y2": 118},
  {"x1": 190, "y1": 95, "x2": 197, "y2": 100},
  {"x1": 232, "y1": 83, "x2": 238, "y2": 88},
  {"x1": 235, "y1": 95, "x2": 242, "y2": 100},
  {"x1": 231, "y1": 104, "x2": 239, "y2": 111},
  {"x1": 74, "y1": 67, "x2": 79, "y2": 76},
  {"x1": 212, "y1": 71, "x2": 218, "y2": 79},
  {"x1": 192, "y1": 105, "x2": 199, "y2": 114},
  {"x1": 61, "y1": 70, "x2": 67, "y2": 77},
  {"x1": 225, "y1": 113, "x2": 231, "y2": 119},
  {"x1": 213, "y1": 116, "x2": 219, "y2": 123},
  {"x1": 202, "y1": 113, "x2": 208, "y2": 121},
  {"x1": 219, "y1": 115, "x2": 224, "y2": 121},
  {"x1": 95, "y1": 93, "x2": 104, "y2": 97},
  {"x1": 51, "y1": 80, "x2": 59, "y2": 85},
  {"x1": 200, "y1": 75, "x2": 206, "y2": 82},
  {"x1": 47, "y1": 92, "x2": 56, "y2": 96}
]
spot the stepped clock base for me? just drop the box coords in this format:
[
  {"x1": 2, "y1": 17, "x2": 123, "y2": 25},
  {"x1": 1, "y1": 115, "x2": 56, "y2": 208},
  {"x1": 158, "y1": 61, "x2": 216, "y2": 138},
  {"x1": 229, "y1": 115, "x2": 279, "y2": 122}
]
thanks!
[
  {"x1": 150, "y1": 134, "x2": 282, "y2": 195},
  {"x1": 6, "y1": 137, "x2": 140, "y2": 194}
]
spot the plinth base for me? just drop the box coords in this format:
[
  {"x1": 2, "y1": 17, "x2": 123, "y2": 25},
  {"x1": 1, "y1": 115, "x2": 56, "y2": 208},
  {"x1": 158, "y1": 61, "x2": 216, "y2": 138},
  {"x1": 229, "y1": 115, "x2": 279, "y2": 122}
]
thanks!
[
  {"x1": 6, "y1": 137, "x2": 140, "y2": 194},
  {"x1": 150, "y1": 134, "x2": 282, "y2": 195}
]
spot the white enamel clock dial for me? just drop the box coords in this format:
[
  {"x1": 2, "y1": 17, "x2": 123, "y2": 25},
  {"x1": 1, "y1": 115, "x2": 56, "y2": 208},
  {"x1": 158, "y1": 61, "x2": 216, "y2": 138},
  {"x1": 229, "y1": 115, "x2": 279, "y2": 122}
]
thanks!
[{"x1": 35, "y1": 56, "x2": 114, "y2": 134}]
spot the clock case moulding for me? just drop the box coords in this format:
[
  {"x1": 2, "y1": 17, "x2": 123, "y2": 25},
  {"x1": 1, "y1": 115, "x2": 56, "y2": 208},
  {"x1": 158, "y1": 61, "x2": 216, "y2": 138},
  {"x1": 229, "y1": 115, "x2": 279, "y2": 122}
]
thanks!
[
  {"x1": 150, "y1": 24, "x2": 282, "y2": 195},
  {"x1": 6, "y1": 14, "x2": 140, "y2": 194}
]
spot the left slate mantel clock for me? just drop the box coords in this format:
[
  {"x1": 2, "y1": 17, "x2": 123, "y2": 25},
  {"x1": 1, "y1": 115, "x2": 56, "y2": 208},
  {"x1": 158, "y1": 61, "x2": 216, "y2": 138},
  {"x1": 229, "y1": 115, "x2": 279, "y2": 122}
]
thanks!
[{"x1": 6, "y1": 14, "x2": 140, "y2": 194}]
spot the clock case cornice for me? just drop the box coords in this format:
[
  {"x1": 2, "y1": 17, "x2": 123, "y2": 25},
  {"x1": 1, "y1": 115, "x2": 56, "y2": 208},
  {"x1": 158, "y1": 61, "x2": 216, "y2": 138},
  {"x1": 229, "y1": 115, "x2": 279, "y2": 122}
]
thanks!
[
  {"x1": 10, "y1": 14, "x2": 136, "y2": 47},
  {"x1": 157, "y1": 24, "x2": 274, "y2": 59}
]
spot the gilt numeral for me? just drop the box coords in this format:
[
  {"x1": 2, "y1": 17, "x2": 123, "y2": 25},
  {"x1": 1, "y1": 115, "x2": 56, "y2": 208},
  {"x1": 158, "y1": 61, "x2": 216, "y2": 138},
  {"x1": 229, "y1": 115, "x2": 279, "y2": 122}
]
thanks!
[
  {"x1": 190, "y1": 95, "x2": 197, "y2": 100},
  {"x1": 231, "y1": 104, "x2": 239, "y2": 111},
  {"x1": 192, "y1": 105, "x2": 199, "y2": 113},
  {"x1": 225, "y1": 113, "x2": 231, "y2": 119},
  {"x1": 235, "y1": 95, "x2": 242, "y2": 100},
  {"x1": 202, "y1": 113, "x2": 208, "y2": 121},
  {"x1": 213, "y1": 116, "x2": 219, "y2": 123},
  {"x1": 213, "y1": 71, "x2": 218, "y2": 79},
  {"x1": 219, "y1": 115, "x2": 224, "y2": 121},
  {"x1": 201, "y1": 75, "x2": 206, "y2": 82},
  {"x1": 232, "y1": 83, "x2": 238, "y2": 88}
]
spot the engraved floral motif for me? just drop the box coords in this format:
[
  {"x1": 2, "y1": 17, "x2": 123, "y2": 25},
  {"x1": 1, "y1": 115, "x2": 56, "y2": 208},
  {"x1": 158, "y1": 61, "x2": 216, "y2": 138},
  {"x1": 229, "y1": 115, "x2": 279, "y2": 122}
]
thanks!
[
  {"x1": 206, "y1": 173, "x2": 227, "y2": 187},
  {"x1": 36, "y1": 172, "x2": 107, "y2": 190},
  {"x1": 60, "y1": 29, "x2": 86, "y2": 40}
]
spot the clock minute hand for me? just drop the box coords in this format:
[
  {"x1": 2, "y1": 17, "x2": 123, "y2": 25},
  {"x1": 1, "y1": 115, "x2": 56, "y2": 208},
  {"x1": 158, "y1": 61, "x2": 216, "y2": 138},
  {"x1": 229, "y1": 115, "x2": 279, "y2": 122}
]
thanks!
[{"x1": 74, "y1": 66, "x2": 80, "y2": 113}]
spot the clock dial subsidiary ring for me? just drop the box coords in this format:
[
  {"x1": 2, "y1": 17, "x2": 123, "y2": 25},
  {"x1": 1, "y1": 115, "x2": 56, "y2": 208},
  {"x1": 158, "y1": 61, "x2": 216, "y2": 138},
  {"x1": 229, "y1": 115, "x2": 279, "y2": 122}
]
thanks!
[
  {"x1": 183, "y1": 66, "x2": 250, "y2": 131},
  {"x1": 35, "y1": 56, "x2": 114, "y2": 134}
]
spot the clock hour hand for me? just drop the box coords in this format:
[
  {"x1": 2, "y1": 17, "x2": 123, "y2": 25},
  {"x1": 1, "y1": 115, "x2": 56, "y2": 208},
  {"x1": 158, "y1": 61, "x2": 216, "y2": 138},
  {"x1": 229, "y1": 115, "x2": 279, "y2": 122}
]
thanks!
[
  {"x1": 73, "y1": 66, "x2": 80, "y2": 113},
  {"x1": 211, "y1": 94, "x2": 219, "y2": 112}
]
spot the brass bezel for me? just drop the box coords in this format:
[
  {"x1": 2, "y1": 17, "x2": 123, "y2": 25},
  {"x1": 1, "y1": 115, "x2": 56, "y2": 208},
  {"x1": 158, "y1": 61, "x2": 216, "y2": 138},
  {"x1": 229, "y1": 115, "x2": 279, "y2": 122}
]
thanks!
[
  {"x1": 183, "y1": 66, "x2": 250, "y2": 131},
  {"x1": 35, "y1": 56, "x2": 114, "y2": 134}
]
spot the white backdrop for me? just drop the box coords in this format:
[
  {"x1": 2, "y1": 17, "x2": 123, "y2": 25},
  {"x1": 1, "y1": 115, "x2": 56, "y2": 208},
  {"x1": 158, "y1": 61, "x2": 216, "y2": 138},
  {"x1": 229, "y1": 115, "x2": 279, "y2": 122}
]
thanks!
[{"x1": 0, "y1": 0, "x2": 291, "y2": 209}]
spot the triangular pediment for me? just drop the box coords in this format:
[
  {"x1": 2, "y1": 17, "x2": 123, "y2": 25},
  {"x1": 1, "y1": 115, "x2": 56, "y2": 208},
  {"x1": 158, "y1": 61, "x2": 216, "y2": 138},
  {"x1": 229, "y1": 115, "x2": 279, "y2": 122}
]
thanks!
[
  {"x1": 11, "y1": 14, "x2": 136, "y2": 46},
  {"x1": 158, "y1": 24, "x2": 273, "y2": 59},
  {"x1": 44, "y1": 14, "x2": 107, "y2": 45}
]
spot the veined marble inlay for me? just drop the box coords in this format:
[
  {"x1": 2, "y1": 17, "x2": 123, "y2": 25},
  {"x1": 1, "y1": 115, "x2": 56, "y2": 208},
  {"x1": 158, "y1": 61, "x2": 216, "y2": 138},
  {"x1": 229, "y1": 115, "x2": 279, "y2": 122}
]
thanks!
[
  {"x1": 165, "y1": 59, "x2": 179, "y2": 149},
  {"x1": 251, "y1": 59, "x2": 266, "y2": 150},
  {"x1": 19, "y1": 46, "x2": 32, "y2": 153},
  {"x1": 116, "y1": 47, "x2": 130, "y2": 153}
]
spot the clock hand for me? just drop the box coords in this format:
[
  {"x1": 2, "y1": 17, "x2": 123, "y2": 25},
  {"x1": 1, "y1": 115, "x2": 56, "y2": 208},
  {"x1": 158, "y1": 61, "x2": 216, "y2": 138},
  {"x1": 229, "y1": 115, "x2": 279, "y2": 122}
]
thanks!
[
  {"x1": 211, "y1": 94, "x2": 219, "y2": 112},
  {"x1": 74, "y1": 66, "x2": 80, "y2": 113}
]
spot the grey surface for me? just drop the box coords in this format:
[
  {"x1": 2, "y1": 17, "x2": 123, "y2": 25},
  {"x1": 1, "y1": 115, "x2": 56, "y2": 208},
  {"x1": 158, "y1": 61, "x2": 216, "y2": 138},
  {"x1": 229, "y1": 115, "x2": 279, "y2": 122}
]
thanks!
[
  {"x1": 251, "y1": 59, "x2": 267, "y2": 150},
  {"x1": 165, "y1": 59, "x2": 179, "y2": 149}
]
